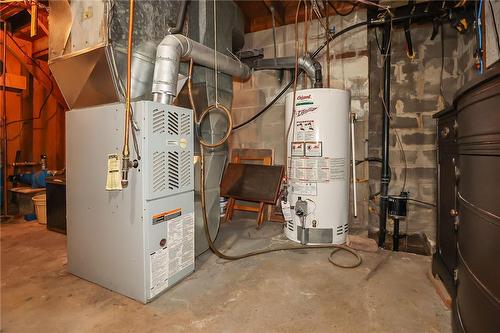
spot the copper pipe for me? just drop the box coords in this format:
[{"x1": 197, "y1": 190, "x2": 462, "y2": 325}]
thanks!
[
  {"x1": 121, "y1": 0, "x2": 134, "y2": 188},
  {"x1": 2, "y1": 20, "x2": 8, "y2": 216},
  {"x1": 187, "y1": 59, "x2": 196, "y2": 116},
  {"x1": 325, "y1": 2, "x2": 330, "y2": 88},
  {"x1": 10, "y1": 161, "x2": 41, "y2": 167}
]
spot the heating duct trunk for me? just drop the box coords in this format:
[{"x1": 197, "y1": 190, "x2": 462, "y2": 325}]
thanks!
[{"x1": 49, "y1": 0, "x2": 246, "y2": 255}]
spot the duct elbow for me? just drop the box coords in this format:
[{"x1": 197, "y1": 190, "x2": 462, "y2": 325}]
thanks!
[
  {"x1": 151, "y1": 35, "x2": 184, "y2": 104},
  {"x1": 152, "y1": 34, "x2": 251, "y2": 104},
  {"x1": 298, "y1": 56, "x2": 323, "y2": 88}
]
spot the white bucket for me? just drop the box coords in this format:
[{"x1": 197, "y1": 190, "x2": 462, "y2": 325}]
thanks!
[
  {"x1": 33, "y1": 194, "x2": 47, "y2": 225},
  {"x1": 219, "y1": 197, "x2": 228, "y2": 217}
]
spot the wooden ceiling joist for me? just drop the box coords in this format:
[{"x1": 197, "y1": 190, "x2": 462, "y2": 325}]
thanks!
[{"x1": 236, "y1": 0, "x2": 360, "y2": 33}]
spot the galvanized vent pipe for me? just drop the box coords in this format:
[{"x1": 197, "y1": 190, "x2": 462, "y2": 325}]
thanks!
[
  {"x1": 252, "y1": 55, "x2": 323, "y2": 88},
  {"x1": 152, "y1": 34, "x2": 251, "y2": 104}
]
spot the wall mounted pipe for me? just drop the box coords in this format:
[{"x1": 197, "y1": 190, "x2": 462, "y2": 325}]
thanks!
[
  {"x1": 252, "y1": 55, "x2": 323, "y2": 88},
  {"x1": 152, "y1": 34, "x2": 251, "y2": 104},
  {"x1": 168, "y1": 0, "x2": 188, "y2": 34}
]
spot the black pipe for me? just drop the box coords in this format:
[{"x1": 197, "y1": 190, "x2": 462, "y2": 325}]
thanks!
[
  {"x1": 393, "y1": 218, "x2": 400, "y2": 251},
  {"x1": 170, "y1": 0, "x2": 188, "y2": 34},
  {"x1": 378, "y1": 23, "x2": 392, "y2": 248},
  {"x1": 313, "y1": 61, "x2": 323, "y2": 88},
  {"x1": 232, "y1": 20, "x2": 369, "y2": 131}
]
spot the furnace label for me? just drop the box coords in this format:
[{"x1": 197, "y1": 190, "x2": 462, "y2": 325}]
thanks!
[
  {"x1": 150, "y1": 247, "x2": 169, "y2": 298},
  {"x1": 167, "y1": 212, "x2": 194, "y2": 278},
  {"x1": 105, "y1": 154, "x2": 122, "y2": 191}
]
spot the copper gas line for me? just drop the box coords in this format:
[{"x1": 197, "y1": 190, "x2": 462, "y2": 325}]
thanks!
[
  {"x1": 2, "y1": 20, "x2": 8, "y2": 216},
  {"x1": 121, "y1": 0, "x2": 134, "y2": 188}
]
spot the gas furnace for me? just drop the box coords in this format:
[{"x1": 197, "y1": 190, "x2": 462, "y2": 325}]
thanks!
[{"x1": 66, "y1": 101, "x2": 194, "y2": 303}]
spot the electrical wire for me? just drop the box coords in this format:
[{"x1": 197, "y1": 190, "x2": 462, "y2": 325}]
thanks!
[
  {"x1": 407, "y1": 198, "x2": 436, "y2": 208},
  {"x1": 187, "y1": 22, "x2": 362, "y2": 269},
  {"x1": 285, "y1": 0, "x2": 304, "y2": 180},
  {"x1": 324, "y1": 0, "x2": 331, "y2": 88},
  {"x1": 200, "y1": 142, "x2": 362, "y2": 268},
  {"x1": 232, "y1": 20, "x2": 370, "y2": 130},
  {"x1": 477, "y1": 0, "x2": 484, "y2": 73}
]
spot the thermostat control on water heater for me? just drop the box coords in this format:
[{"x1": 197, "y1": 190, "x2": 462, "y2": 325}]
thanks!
[{"x1": 283, "y1": 88, "x2": 352, "y2": 245}]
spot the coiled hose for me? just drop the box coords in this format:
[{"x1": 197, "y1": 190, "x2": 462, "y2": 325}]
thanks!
[{"x1": 188, "y1": 61, "x2": 362, "y2": 268}]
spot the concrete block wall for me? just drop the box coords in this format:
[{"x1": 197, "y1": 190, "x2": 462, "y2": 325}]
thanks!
[
  {"x1": 230, "y1": 10, "x2": 370, "y2": 231},
  {"x1": 367, "y1": 23, "x2": 476, "y2": 242}
]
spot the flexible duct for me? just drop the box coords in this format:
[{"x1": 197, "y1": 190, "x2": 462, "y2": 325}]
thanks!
[
  {"x1": 252, "y1": 55, "x2": 323, "y2": 88},
  {"x1": 152, "y1": 34, "x2": 252, "y2": 104}
]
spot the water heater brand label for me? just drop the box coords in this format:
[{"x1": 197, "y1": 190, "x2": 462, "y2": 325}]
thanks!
[
  {"x1": 295, "y1": 107, "x2": 318, "y2": 117},
  {"x1": 296, "y1": 94, "x2": 314, "y2": 106}
]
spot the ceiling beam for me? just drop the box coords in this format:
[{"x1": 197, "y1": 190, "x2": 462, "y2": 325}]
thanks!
[{"x1": 3, "y1": 34, "x2": 67, "y2": 108}]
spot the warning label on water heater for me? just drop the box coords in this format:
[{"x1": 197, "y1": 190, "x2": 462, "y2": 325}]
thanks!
[
  {"x1": 295, "y1": 120, "x2": 317, "y2": 141},
  {"x1": 291, "y1": 142, "x2": 305, "y2": 156},
  {"x1": 288, "y1": 157, "x2": 345, "y2": 183},
  {"x1": 291, "y1": 181, "x2": 318, "y2": 196},
  {"x1": 305, "y1": 142, "x2": 322, "y2": 157}
]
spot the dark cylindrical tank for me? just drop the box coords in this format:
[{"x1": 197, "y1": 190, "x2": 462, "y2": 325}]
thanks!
[{"x1": 452, "y1": 66, "x2": 500, "y2": 332}]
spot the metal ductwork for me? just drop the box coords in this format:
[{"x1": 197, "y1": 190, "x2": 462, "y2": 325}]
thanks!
[
  {"x1": 152, "y1": 34, "x2": 251, "y2": 105},
  {"x1": 48, "y1": 0, "x2": 188, "y2": 109},
  {"x1": 252, "y1": 55, "x2": 323, "y2": 88}
]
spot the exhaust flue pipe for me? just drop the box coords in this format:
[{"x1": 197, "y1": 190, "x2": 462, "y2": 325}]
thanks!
[
  {"x1": 152, "y1": 34, "x2": 251, "y2": 104},
  {"x1": 252, "y1": 55, "x2": 323, "y2": 88}
]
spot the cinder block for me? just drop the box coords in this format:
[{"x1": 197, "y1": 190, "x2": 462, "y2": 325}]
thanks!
[
  {"x1": 253, "y1": 70, "x2": 281, "y2": 90},
  {"x1": 232, "y1": 89, "x2": 266, "y2": 108},
  {"x1": 393, "y1": 116, "x2": 418, "y2": 129},
  {"x1": 401, "y1": 132, "x2": 436, "y2": 145}
]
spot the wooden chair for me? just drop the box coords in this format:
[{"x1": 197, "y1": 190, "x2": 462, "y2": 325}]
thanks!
[{"x1": 223, "y1": 148, "x2": 284, "y2": 228}]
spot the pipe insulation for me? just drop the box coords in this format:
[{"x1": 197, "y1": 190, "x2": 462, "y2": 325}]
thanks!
[{"x1": 152, "y1": 34, "x2": 251, "y2": 104}]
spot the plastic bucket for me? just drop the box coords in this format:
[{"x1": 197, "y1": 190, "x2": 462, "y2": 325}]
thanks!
[{"x1": 32, "y1": 194, "x2": 47, "y2": 225}]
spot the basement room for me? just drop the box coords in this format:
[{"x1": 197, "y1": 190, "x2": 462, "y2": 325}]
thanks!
[{"x1": 1, "y1": 0, "x2": 499, "y2": 332}]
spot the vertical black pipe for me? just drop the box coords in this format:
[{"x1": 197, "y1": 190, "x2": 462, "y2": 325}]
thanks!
[
  {"x1": 378, "y1": 23, "x2": 391, "y2": 247},
  {"x1": 393, "y1": 218, "x2": 400, "y2": 251}
]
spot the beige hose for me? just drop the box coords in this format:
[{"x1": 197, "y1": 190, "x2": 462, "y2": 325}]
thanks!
[{"x1": 187, "y1": 57, "x2": 362, "y2": 268}]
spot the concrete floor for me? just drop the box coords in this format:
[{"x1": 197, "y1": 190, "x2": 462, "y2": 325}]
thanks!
[{"x1": 1, "y1": 216, "x2": 451, "y2": 333}]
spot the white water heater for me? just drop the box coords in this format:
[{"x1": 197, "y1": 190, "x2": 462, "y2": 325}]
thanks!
[{"x1": 284, "y1": 88, "x2": 351, "y2": 245}]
